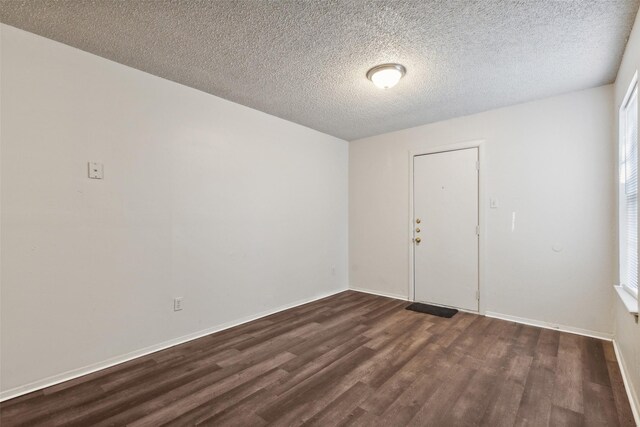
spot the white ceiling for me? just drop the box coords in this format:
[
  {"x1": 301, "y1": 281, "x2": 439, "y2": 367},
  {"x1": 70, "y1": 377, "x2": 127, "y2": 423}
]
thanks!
[{"x1": 1, "y1": 0, "x2": 638, "y2": 140}]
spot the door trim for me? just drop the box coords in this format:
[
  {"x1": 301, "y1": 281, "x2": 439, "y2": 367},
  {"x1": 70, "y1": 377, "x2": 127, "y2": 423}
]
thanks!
[{"x1": 408, "y1": 140, "x2": 486, "y2": 314}]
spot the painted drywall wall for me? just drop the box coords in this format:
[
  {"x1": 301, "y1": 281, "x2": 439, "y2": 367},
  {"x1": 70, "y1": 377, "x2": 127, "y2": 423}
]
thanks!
[
  {"x1": 613, "y1": 5, "x2": 640, "y2": 419},
  {"x1": 0, "y1": 24, "x2": 348, "y2": 396},
  {"x1": 350, "y1": 85, "x2": 615, "y2": 337}
]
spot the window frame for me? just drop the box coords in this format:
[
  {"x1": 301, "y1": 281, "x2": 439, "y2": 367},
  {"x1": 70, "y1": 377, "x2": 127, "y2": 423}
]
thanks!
[{"x1": 619, "y1": 71, "x2": 639, "y2": 300}]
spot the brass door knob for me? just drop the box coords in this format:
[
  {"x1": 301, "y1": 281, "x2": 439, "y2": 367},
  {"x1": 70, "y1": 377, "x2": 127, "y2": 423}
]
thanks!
[
  {"x1": 415, "y1": 228, "x2": 421, "y2": 233},
  {"x1": 416, "y1": 218, "x2": 421, "y2": 224},
  {"x1": 415, "y1": 237, "x2": 421, "y2": 244}
]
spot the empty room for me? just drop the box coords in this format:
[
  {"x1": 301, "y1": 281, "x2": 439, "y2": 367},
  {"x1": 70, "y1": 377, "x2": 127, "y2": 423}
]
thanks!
[{"x1": 1, "y1": 1, "x2": 640, "y2": 426}]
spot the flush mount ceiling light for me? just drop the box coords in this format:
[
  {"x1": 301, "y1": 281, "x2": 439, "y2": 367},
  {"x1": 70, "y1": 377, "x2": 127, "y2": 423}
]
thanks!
[{"x1": 366, "y1": 63, "x2": 406, "y2": 89}]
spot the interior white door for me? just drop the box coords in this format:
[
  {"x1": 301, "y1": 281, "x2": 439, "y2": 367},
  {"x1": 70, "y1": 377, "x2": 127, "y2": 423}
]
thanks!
[{"x1": 413, "y1": 148, "x2": 479, "y2": 311}]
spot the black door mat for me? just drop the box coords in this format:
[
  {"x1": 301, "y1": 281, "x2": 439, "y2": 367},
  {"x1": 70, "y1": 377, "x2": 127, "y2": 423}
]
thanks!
[{"x1": 406, "y1": 302, "x2": 458, "y2": 318}]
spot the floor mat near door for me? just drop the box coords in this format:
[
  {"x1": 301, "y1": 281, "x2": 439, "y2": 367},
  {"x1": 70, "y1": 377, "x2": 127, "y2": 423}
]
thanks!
[{"x1": 405, "y1": 302, "x2": 458, "y2": 318}]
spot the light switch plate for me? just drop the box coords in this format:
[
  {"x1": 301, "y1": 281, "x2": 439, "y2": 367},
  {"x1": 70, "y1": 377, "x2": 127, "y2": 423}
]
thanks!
[{"x1": 88, "y1": 162, "x2": 104, "y2": 179}]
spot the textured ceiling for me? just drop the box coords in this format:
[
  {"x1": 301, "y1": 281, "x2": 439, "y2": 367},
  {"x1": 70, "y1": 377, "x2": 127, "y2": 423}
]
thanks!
[{"x1": 1, "y1": 1, "x2": 638, "y2": 141}]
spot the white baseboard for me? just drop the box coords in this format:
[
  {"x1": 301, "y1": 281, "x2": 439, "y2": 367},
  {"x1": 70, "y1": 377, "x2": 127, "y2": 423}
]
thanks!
[
  {"x1": 0, "y1": 288, "x2": 347, "y2": 402},
  {"x1": 484, "y1": 311, "x2": 612, "y2": 341},
  {"x1": 349, "y1": 287, "x2": 408, "y2": 301},
  {"x1": 347, "y1": 292, "x2": 610, "y2": 340},
  {"x1": 613, "y1": 339, "x2": 640, "y2": 426}
]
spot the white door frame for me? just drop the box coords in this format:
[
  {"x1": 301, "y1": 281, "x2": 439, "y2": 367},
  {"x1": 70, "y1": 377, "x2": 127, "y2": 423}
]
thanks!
[{"x1": 408, "y1": 139, "x2": 486, "y2": 314}]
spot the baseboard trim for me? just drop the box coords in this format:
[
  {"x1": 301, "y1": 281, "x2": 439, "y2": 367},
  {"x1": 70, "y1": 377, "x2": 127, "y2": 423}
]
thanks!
[
  {"x1": 0, "y1": 288, "x2": 347, "y2": 402},
  {"x1": 612, "y1": 339, "x2": 640, "y2": 425},
  {"x1": 349, "y1": 287, "x2": 408, "y2": 301},
  {"x1": 484, "y1": 311, "x2": 612, "y2": 341}
]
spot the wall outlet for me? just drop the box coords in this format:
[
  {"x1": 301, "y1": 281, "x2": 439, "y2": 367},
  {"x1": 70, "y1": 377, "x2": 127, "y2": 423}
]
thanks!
[
  {"x1": 88, "y1": 162, "x2": 104, "y2": 179},
  {"x1": 173, "y1": 297, "x2": 183, "y2": 311}
]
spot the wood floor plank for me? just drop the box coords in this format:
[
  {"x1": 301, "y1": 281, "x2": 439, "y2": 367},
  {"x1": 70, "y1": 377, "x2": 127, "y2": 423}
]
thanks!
[
  {"x1": 256, "y1": 346, "x2": 375, "y2": 424},
  {"x1": 505, "y1": 353, "x2": 534, "y2": 386},
  {"x1": 432, "y1": 312, "x2": 476, "y2": 348},
  {"x1": 552, "y1": 332, "x2": 584, "y2": 414},
  {"x1": 582, "y1": 337, "x2": 612, "y2": 387},
  {"x1": 479, "y1": 378, "x2": 526, "y2": 427},
  {"x1": 605, "y1": 357, "x2": 637, "y2": 427},
  {"x1": 358, "y1": 341, "x2": 444, "y2": 416},
  {"x1": 281, "y1": 323, "x2": 369, "y2": 372},
  {"x1": 270, "y1": 334, "x2": 371, "y2": 396},
  {"x1": 196, "y1": 387, "x2": 274, "y2": 426},
  {"x1": 514, "y1": 324, "x2": 542, "y2": 357},
  {"x1": 583, "y1": 381, "x2": 622, "y2": 427},
  {"x1": 0, "y1": 291, "x2": 633, "y2": 427},
  {"x1": 549, "y1": 405, "x2": 585, "y2": 427},
  {"x1": 406, "y1": 365, "x2": 477, "y2": 426},
  {"x1": 126, "y1": 359, "x2": 293, "y2": 427},
  {"x1": 160, "y1": 368, "x2": 289, "y2": 427},
  {"x1": 375, "y1": 347, "x2": 452, "y2": 421},
  {"x1": 302, "y1": 381, "x2": 373, "y2": 427},
  {"x1": 514, "y1": 358, "x2": 556, "y2": 426},
  {"x1": 340, "y1": 407, "x2": 381, "y2": 427},
  {"x1": 446, "y1": 367, "x2": 500, "y2": 425},
  {"x1": 535, "y1": 329, "x2": 560, "y2": 358}
]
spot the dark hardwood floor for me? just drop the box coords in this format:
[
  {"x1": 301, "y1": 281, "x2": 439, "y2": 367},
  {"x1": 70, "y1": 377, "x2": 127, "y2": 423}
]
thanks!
[{"x1": 0, "y1": 290, "x2": 635, "y2": 426}]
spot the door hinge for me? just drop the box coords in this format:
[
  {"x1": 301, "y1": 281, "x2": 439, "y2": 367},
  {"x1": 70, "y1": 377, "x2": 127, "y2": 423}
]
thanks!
[
  {"x1": 475, "y1": 161, "x2": 480, "y2": 171},
  {"x1": 475, "y1": 225, "x2": 480, "y2": 235}
]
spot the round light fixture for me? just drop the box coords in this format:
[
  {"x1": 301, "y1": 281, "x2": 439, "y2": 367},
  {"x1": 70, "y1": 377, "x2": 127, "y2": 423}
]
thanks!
[{"x1": 366, "y1": 63, "x2": 406, "y2": 89}]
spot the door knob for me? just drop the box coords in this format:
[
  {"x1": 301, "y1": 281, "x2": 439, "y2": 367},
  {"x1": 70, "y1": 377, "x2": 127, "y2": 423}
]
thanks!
[
  {"x1": 416, "y1": 218, "x2": 421, "y2": 224},
  {"x1": 415, "y1": 228, "x2": 421, "y2": 233},
  {"x1": 415, "y1": 237, "x2": 421, "y2": 244}
]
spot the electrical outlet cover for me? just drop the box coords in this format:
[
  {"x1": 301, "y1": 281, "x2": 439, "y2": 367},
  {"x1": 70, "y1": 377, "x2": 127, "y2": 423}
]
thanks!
[{"x1": 88, "y1": 162, "x2": 104, "y2": 179}]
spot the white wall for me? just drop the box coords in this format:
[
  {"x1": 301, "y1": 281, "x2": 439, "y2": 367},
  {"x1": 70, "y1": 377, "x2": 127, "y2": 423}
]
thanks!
[
  {"x1": 0, "y1": 24, "x2": 348, "y2": 397},
  {"x1": 613, "y1": 6, "x2": 640, "y2": 420},
  {"x1": 350, "y1": 85, "x2": 616, "y2": 337}
]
